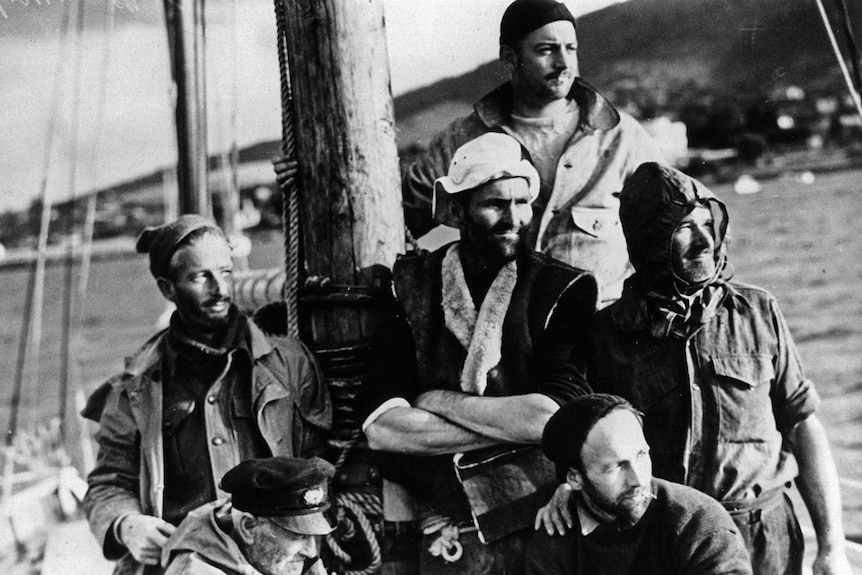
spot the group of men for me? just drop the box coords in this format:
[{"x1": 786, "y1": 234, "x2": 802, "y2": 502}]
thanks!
[{"x1": 83, "y1": 1, "x2": 853, "y2": 575}]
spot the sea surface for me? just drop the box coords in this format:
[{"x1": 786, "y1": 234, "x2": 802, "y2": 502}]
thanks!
[{"x1": 1, "y1": 170, "x2": 860, "y2": 540}]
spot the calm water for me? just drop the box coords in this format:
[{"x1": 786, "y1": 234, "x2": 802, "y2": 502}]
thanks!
[{"x1": 1, "y1": 171, "x2": 860, "y2": 536}]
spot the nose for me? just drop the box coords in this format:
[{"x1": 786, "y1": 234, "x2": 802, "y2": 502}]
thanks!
[
  {"x1": 690, "y1": 224, "x2": 714, "y2": 252},
  {"x1": 623, "y1": 460, "x2": 650, "y2": 489},
  {"x1": 504, "y1": 199, "x2": 532, "y2": 229},
  {"x1": 299, "y1": 535, "x2": 318, "y2": 558},
  {"x1": 552, "y1": 49, "x2": 568, "y2": 70},
  {"x1": 210, "y1": 273, "x2": 231, "y2": 299}
]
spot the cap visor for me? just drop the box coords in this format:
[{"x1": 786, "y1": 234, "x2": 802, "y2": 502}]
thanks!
[{"x1": 269, "y1": 511, "x2": 336, "y2": 536}]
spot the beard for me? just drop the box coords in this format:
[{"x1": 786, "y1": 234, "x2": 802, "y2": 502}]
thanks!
[
  {"x1": 580, "y1": 478, "x2": 656, "y2": 530},
  {"x1": 244, "y1": 528, "x2": 310, "y2": 575},
  {"x1": 462, "y1": 221, "x2": 528, "y2": 266}
]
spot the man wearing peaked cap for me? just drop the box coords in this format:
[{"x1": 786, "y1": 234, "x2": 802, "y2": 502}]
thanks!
[
  {"x1": 83, "y1": 215, "x2": 332, "y2": 575},
  {"x1": 395, "y1": 0, "x2": 663, "y2": 307},
  {"x1": 525, "y1": 394, "x2": 751, "y2": 574},
  {"x1": 360, "y1": 132, "x2": 597, "y2": 575},
  {"x1": 537, "y1": 163, "x2": 853, "y2": 575},
  {"x1": 162, "y1": 457, "x2": 336, "y2": 575}
]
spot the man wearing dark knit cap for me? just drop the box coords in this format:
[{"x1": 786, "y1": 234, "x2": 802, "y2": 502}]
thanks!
[
  {"x1": 162, "y1": 457, "x2": 336, "y2": 575},
  {"x1": 525, "y1": 394, "x2": 751, "y2": 575},
  {"x1": 83, "y1": 215, "x2": 332, "y2": 575},
  {"x1": 398, "y1": 0, "x2": 663, "y2": 306}
]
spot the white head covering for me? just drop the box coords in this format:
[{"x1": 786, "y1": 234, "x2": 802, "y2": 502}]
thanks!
[{"x1": 432, "y1": 133, "x2": 540, "y2": 228}]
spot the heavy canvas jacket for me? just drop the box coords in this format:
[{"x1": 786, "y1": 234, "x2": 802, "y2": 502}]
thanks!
[
  {"x1": 162, "y1": 501, "x2": 328, "y2": 575},
  {"x1": 361, "y1": 245, "x2": 597, "y2": 520},
  {"x1": 401, "y1": 79, "x2": 661, "y2": 303},
  {"x1": 588, "y1": 280, "x2": 820, "y2": 504},
  {"x1": 84, "y1": 319, "x2": 331, "y2": 575}
]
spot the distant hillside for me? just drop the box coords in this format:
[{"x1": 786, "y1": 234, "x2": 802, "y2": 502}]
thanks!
[{"x1": 393, "y1": 0, "x2": 859, "y2": 146}]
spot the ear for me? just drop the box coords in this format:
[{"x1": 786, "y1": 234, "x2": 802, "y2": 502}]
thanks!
[
  {"x1": 157, "y1": 277, "x2": 177, "y2": 304},
  {"x1": 234, "y1": 512, "x2": 258, "y2": 545},
  {"x1": 500, "y1": 44, "x2": 518, "y2": 75},
  {"x1": 566, "y1": 467, "x2": 584, "y2": 491},
  {"x1": 445, "y1": 194, "x2": 466, "y2": 227}
]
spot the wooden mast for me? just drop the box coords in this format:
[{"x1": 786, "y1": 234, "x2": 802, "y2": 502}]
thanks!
[
  {"x1": 163, "y1": 0, "x2": 210, "y2": 217},
  {"x1": 280, "y1": 0, "x2": 404, "y2": 340}
]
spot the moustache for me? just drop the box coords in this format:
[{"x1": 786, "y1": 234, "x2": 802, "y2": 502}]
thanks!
[{"x1": 621, "y1": 487, "x2": 657, "y2": 501}]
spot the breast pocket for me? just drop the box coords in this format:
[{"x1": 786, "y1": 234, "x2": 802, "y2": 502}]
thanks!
[
  {"x1": 712, "y1": 355, "x2": 778, "y2": 442},
  {"x1": 563, "y1": 207, "x2": 630, "y2": 296}
]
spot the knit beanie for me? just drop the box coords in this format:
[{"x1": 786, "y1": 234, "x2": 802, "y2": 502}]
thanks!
[
  {"x1": 542, "y1": 394, "x2": 635, "y2": 482},
  {"x1": 136, "y1": 214, "x2": 224, "y2": 279},
  {"x1": 500, "y1": 0, "x2": 577, "y2": 47}
]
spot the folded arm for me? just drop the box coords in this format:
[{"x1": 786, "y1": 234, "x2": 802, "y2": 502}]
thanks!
[
  {"x1": 415, "y1": 389, "x2": 560, "y2": 444},
  {"x1": 365, "y1": 405, "x2": 497, "y2": 455}
]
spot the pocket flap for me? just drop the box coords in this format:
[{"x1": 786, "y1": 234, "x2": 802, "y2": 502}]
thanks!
[
  {"x1": 712, "y1": 355, "x2": 774, "y2": 386},
  {"x1": 570, "y1": 207, "x2": 620, "y2": 238}
]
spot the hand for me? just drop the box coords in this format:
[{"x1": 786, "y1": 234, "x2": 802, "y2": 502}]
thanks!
[
  {"x1": 118, "y1": 514, "x2": 176, "y2": 565},
  {"x1": 272, "y1": 156, "x2": 298, "y2": 190},
  {"x1": 811, "y1": 546, "x2": 854, "y2": 575},
  {"x1": 534, "y1": 482, "x2": 574, "y2": 536}
]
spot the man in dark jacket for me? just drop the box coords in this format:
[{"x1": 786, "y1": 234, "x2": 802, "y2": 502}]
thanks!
[
  {"x1": 525, "y1": 394, "x2": 752, "y2": 575},
  {"x1": 162, "y1": 457, "x2": 336, "y2": 575},
  {"x1": 83, "y1": 216, "x2": 331, "y2": 575},
  {"x1": 361, "y1": 132, "x2": 597, "y2": 575},
  {"x1": 537, "y1": 163, "x2": 852, "y2": 575}
]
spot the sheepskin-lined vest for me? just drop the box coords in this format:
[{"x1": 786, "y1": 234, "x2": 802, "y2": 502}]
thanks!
[{"x1": 393, "y1": 244, "x2": 586, "y2": 397}]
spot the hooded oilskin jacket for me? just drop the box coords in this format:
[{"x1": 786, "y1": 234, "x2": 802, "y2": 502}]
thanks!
[
  {"x1": 83, "y1": 318, "x2": 331, "y2": 575},
  {"x1": 161, "y1": 501, "x2": 328, "y2": 575},
  {"x1": 588, "y1": 163, "x2": 820, "y2": 504}
]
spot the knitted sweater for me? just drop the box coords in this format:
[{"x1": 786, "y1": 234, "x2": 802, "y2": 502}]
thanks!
[{"x1": 523, "y1": 479, "x2": 752, "y2": 575}]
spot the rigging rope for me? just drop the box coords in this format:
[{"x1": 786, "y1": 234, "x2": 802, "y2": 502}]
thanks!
[
  {"x1": 4, "y1": 0, "x2": 76, "y2": 508},
  {"x1": 8, "y1": 0, "x2": 75, "y2": 449},
  {"x1": 815, "y1": 0, "x2": 862, "y2": 119},
  {"x1": 58, "y1": 0, "x2": 89, "y2": 441},
  {"x1": 77, "y1": 0, "x2": 118, "y2": 325},
  {"x1": 833, "y1": 0, "x2": 862, "y2": 94},
  {"x1": 272, "y1": 0, "x2": 301, "y2": 339}
]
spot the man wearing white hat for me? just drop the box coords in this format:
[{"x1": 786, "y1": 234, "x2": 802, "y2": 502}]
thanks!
[{"x1": 360, "y1": 132, "x2": 597, "y2": 575}]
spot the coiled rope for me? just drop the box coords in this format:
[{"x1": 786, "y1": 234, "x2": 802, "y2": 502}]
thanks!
[{"x1": 327, "y1": 430, "x2": 383, "y2": 575}]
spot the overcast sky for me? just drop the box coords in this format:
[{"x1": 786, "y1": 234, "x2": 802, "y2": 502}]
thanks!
[{"x1": 0, "y1": 0, "x2": 623, "y2": 214}]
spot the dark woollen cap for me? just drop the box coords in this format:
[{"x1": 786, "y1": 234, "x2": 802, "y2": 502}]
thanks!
[
  {"x1": 220, "y1": 457, "x2": 336, "y2": 536},
  {"x1": 542, "y1": 394, "x2": 635, "y2": 482},
  {"x1": 135, "y1": 214, "x2": 224, "y2": 279},
  {"x1": 499, "y1": 0, "x2": 577, "y2": 46}
]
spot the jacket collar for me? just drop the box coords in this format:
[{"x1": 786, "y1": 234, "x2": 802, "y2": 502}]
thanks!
[
  {"x1": 473, "y1": 77, "x2": 621, "y2": 133},
  {"x1": 121, "y1": 316, "x2": 274, "y2": 389},
  {"x1": 612, "y1": 275, "x2": 749, "y2": 334}
]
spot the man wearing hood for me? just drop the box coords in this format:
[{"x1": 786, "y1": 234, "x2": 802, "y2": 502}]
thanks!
[
  {"x1": 162, "y1": 457, "x2": 336, "y2": 575},
  {"x1": 537, "y1": 163, "x2": 852, "y2": 574},
  {"x1": 83, "y1": 216, "x2": 332, "y2": 575}
]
